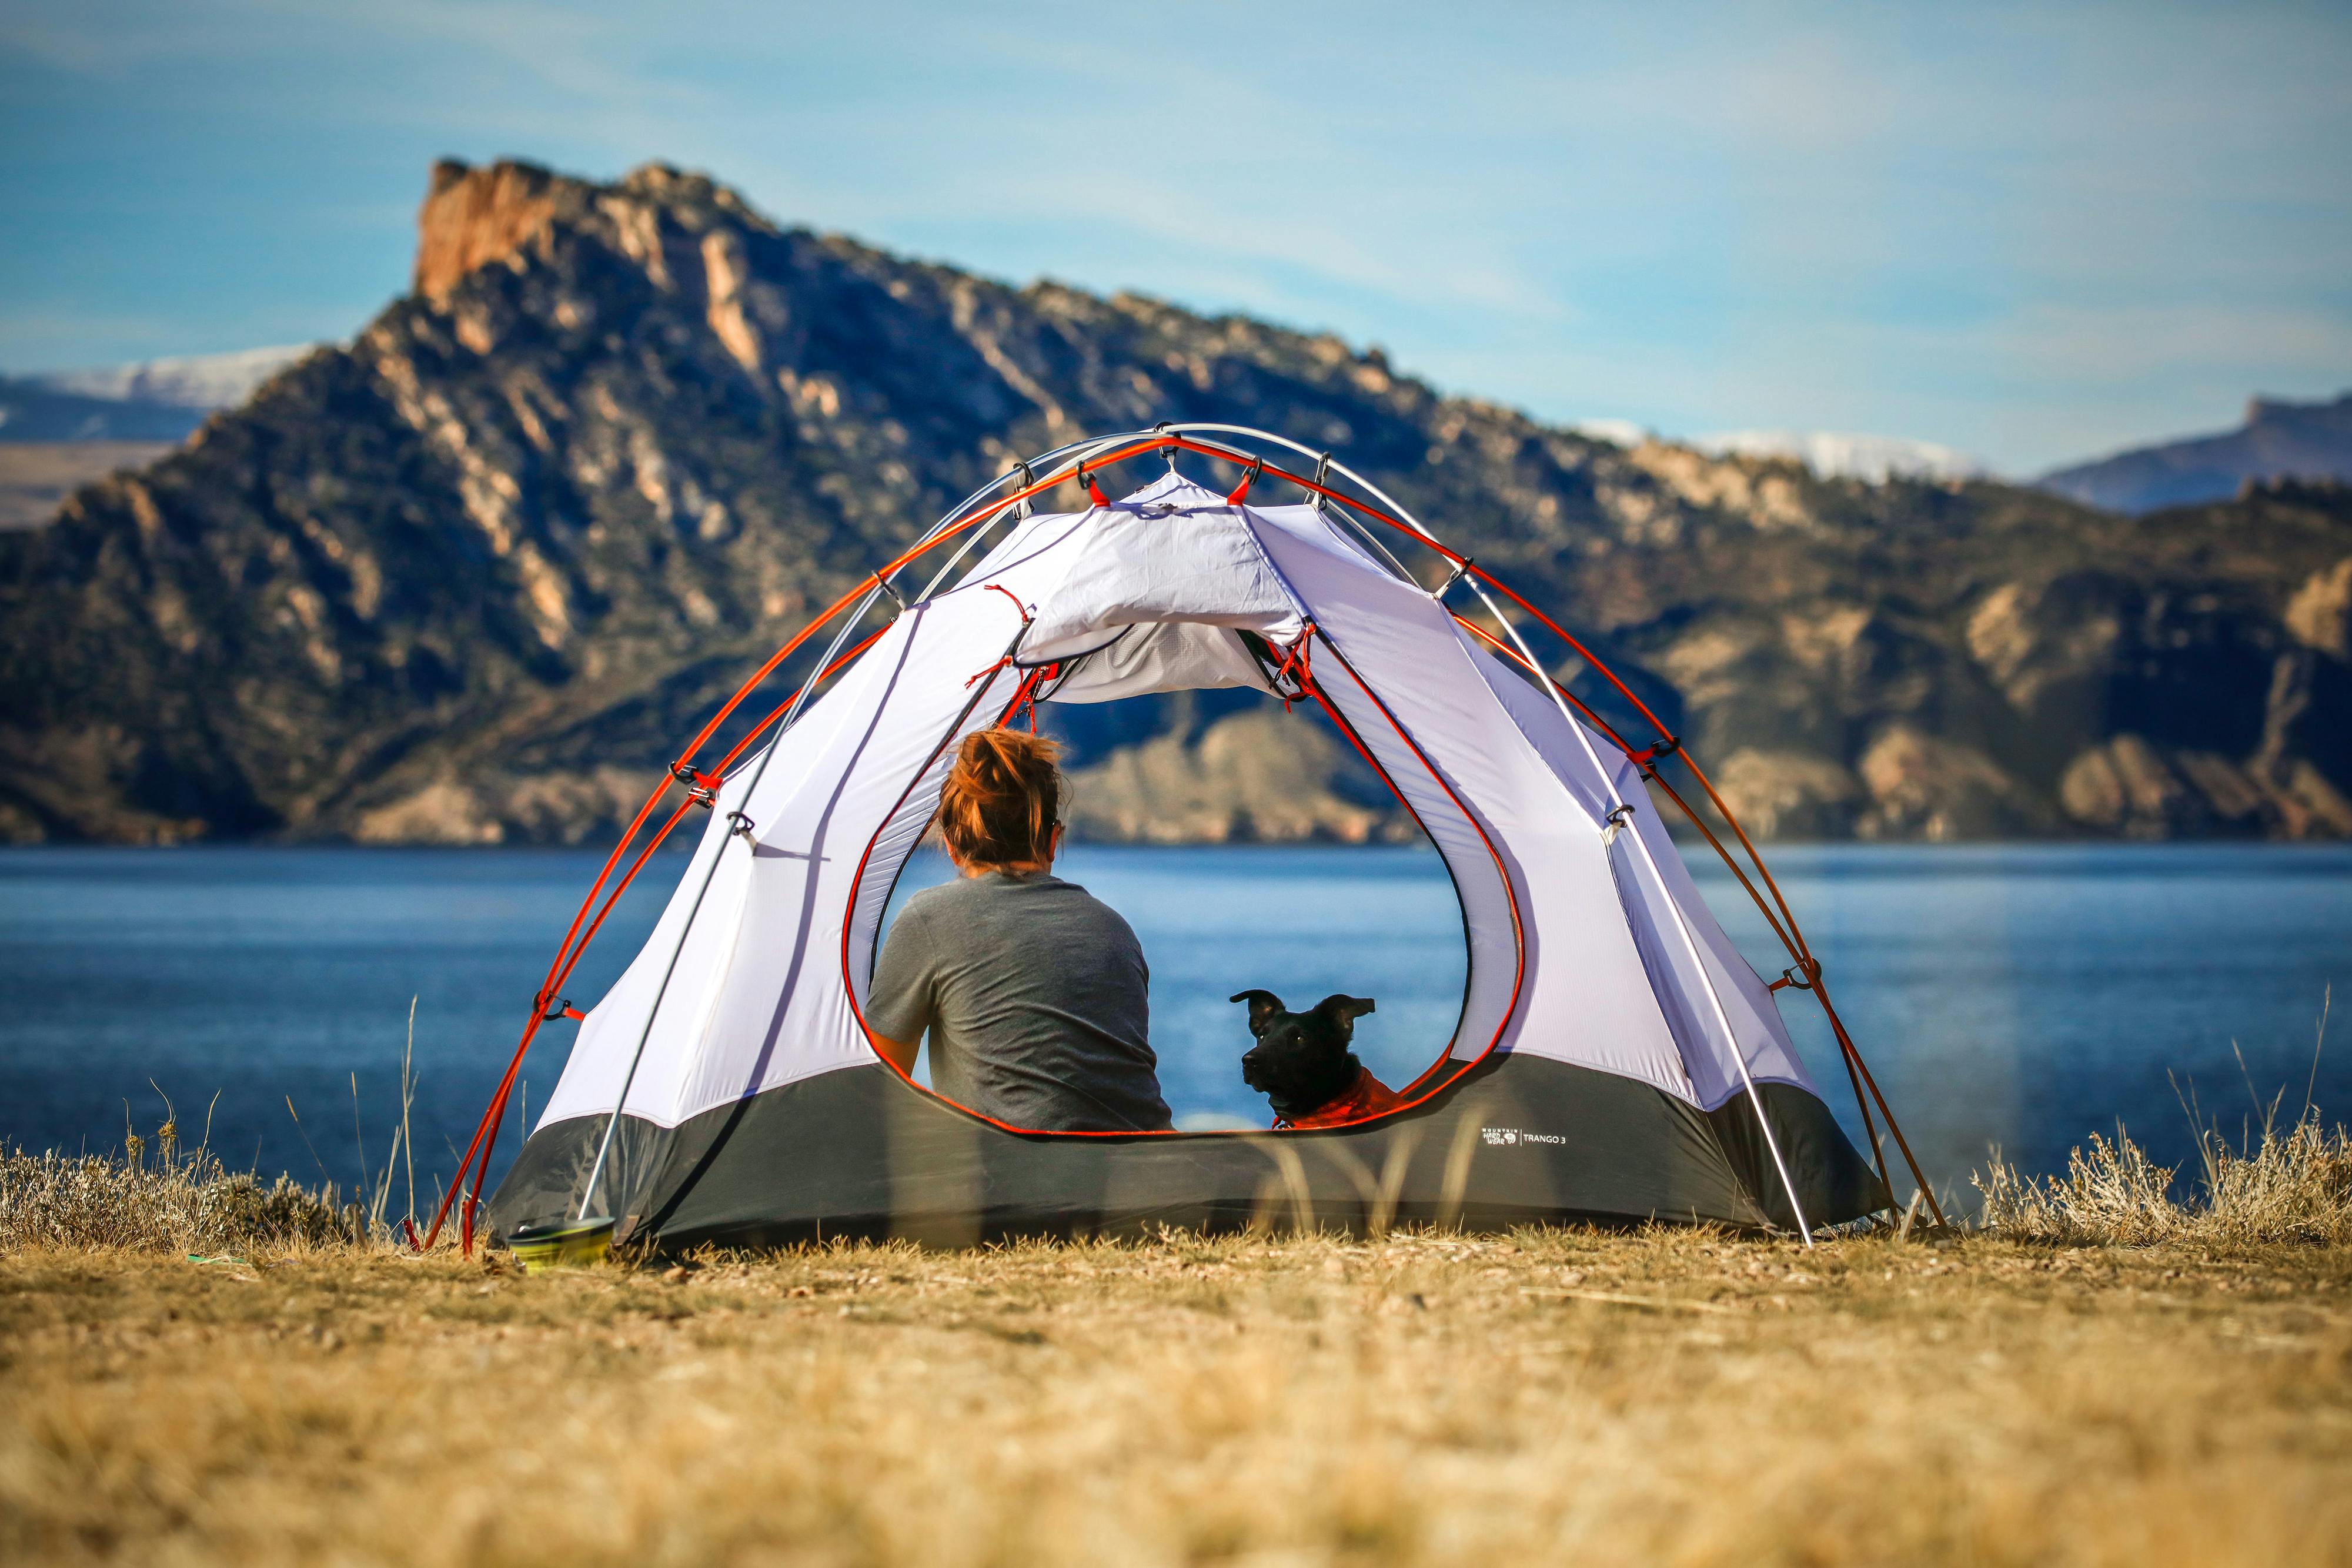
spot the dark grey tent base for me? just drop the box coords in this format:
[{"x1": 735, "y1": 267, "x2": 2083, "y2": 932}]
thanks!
[
  {"x1": 488, "y1": 1052, "x2": 1888, "y2": 1253},
  {"x1": 489, "y1": 1055, "x2": 1887, "y2": 1251}
]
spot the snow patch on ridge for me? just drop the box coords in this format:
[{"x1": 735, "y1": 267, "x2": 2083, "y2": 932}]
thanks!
[{"x1": 29, "y1": 345, "x2": 322, "y2": 410}]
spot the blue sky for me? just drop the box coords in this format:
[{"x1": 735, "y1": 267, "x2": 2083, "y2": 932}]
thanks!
[{"x1": 2, "y1": 2, "x2": 2347, "y2": 473}]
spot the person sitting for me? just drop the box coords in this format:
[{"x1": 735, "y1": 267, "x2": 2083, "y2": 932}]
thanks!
[{"x1": 864, "y1": 727, "x2": 1173, "y2": 1133}]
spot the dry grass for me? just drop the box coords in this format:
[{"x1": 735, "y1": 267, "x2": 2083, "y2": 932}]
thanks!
[
  {"x1": 5, "y1": 1220, "x2": 2352, "y2": 1567},
  {"x1": 5, "y1": 1114, "x2": 2352, "y2": 1566},
  {"x1": 0, "y1": 1143, "x2": 356, "y2": 1255},
  {"x1": 1977, "y1": 1113, "x2": 2352, "y2": 1247}
]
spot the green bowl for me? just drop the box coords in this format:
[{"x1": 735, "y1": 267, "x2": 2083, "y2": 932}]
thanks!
[{"x1": 506, "y1": 1216, "x2": 614, "y2": 1273}]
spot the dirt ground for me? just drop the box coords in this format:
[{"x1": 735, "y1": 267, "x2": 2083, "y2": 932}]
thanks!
[{"x1": 4, "y1": 1226, "x2": 2351, "y2": 1567}]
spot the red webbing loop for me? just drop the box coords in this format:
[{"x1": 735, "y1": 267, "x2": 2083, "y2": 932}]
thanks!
[
  {"x1": 1226, "y1": 456, "x2": 1264, "y2": 506},
  {"x1": 1265, "y1": 623, "x2": 1315, "y2": 710},
  {"x1": 961, "y1": 587, "x2": 1036, "y2": 689},
  {"x1": 1008, "y1": 663, "x2": 1057, "y2": 731},
  {"x1": 534, "y1": 989, "x2": 587, "y2": 1022}
]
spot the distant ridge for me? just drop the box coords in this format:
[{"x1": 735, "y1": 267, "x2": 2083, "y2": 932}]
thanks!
[
  {"x1": 1571, "y1": 420, "x2": 1993, "y2": 483},
  {"x1": 2039, "y1": 392, "x2": 2352, "y2": 513},
  {"x1": 27, "y1": 345, "x2": 319, "y2": 411},
  {"x1": 1, "y1": 345, "x2": 320, "y2": 446},
  {"x1": 1, "y1": 156, "x2": 2347, "y2": 847},
  {"x1": 1692, "y1": 429, "x2": 1990, "y2": 484}
]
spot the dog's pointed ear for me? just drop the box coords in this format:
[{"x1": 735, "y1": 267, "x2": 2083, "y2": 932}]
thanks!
[
  {"x1": 1229, "y1": 989, "x2": 1285, "y2": 1034},
  {"x1": 1311, "y1": 994, "x2": 1377, "y2": 1039}
]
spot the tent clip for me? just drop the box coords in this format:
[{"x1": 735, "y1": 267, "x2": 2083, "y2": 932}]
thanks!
[
  {"x1": 1631, "y1": 734, "x2": 1681, "y2": 770},
  {"x1": 1769, "y1": 960, "x2": 1820, "y2": 994},
  {"x1": 725, "y1": 810, "x2": 757, "y2": 842},
  {"x1": 536, "y1": 991, "x2": 582, "y2": 1023},
  {"x1": 1154, "y1": 422, "x2": 1178, "y2": 471},
  {"x1": 1074, "y1": 459, "x2": 1110, "y2": 508},
  {"x1": 870, "y1": 570, "x2": 905, "y2": 613},
  {"x1": 1435, "y1": 556, "x2": 1475, "y2": 600},
  {"x1": 670, "y1": 761, "x2": 721, "y2": 807},
  {"x1": 1308, "y1": 450, "x2": 1333, "y2": 513},
  {"x1": 1601, "y1": 802, "x2": 1636, "y2": 847},
  {"x1": 1013, "y1": 461, "x2": 1036, "y2": 521}
]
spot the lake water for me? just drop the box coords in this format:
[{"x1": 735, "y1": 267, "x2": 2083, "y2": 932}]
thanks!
[{"x1": 1, "y1": 843, "x2": 2346, "y2": 1213}]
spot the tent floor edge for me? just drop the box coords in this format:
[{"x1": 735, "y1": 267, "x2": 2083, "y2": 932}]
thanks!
[{"x1": 482, "y1": 1055, "x2": 1889, "y2": 1252}]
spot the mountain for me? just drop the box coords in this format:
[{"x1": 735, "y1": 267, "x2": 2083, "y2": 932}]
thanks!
[
  {"x1": 1, "y1": 156, "x2": 2347, "y2": 847},
  {"x1": 0, "y1": 346, "x2": 326, "y2": 531},
  {"x1": 0, "y1": 345, "x2": 320, "y2": 446},
  {"x1": 0, "y1": 377, "x2": 212, "y2": 444},
  {"x1": 24, "y1": 345, "x2": 320, "y2": 413},
  {"x1": 1692, "y1": 429, "x2": 1992, "y2": 484},
  {"x1": 1571, "y1": 422, "x2": 1993, "y2": 484},
  {"x1": 2039, "y1": 392, "x2": 2352, "y2": 513}
]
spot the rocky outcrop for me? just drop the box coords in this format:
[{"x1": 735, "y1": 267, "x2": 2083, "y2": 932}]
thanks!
[
  {"x1": 412, "y1": 159, "x2": 565, "y2": 299},
  {"x1": 1065, "y1": 710, "x2": 1408, "y2": 845},
  {"x1": 2, "y1": 157, "x2": 2348, "y2": 845}
]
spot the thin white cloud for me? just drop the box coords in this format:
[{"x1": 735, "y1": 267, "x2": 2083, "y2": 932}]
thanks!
[{"x1": 2, "y1": 0, "x2": 2346, "y2": 471}]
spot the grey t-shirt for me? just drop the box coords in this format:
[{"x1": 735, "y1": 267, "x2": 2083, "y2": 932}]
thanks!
[{"x1": 866, "y1": 870, "x2": 1172, "y2": 1133}]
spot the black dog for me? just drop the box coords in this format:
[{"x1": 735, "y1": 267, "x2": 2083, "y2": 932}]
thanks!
[{"x1": 1230, "y1": 990, "x2": 1396, "y2": 1128}]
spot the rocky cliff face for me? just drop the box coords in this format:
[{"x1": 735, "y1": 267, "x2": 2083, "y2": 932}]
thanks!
[{"x1": 2, "y1": 158, "x2": 2347, "y2": 845}]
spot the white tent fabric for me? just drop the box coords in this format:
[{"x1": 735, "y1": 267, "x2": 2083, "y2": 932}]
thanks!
[{"x1": 535, "y1": 473, "x2": 1819, "y2": 1136}]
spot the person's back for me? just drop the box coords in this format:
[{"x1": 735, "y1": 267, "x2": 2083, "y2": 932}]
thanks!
[{"x1": 864, "y1": 728, "x2": 1172, "y2": 1133}]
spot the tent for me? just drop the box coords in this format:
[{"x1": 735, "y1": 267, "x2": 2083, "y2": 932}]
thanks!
[{"x1": 454, "y1": 426, "x2": 1936, "y2": 1254}]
